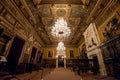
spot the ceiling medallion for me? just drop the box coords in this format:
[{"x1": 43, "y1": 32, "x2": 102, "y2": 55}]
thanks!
[
  {"x1": 51, "y1": 17, "x2": 71, "y2": 39},
  {"x1": 57, "y1": 9, "x2": 66, "y2": 16}
]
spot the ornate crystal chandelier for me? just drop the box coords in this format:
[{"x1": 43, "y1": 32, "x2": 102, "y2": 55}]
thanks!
[
  {"x1": 51, "y1": 17, "x2": 71, "y2": 38},
  {"x1": 56, "y1": 41, "x2": 66, "y2": 53},
  {"x1": 56, "y1": 41, "x2": 66, "y2": 58}
]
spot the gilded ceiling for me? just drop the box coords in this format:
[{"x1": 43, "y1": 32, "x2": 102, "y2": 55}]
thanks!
[
  {"x1": 23, "y1": 0, "x2": 97, "y2": 46},
  {"x1": 1, "y1": 0, "x2": 118, "y2": 47}
]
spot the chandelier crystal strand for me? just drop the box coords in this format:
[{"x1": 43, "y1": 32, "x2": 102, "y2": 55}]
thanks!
[
  {"x1": 57, "y1": 41, "x2": 66, "y2": 52},
  {"x1": 51, "y1": 17, "x2": 71, "y2": 38},
  {"x1": 56, "y1": 41, "x2": 66, "y2": 58}
]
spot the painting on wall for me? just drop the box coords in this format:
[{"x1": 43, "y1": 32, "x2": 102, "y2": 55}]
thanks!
[
  {"x1": 100, "y1": 13, "x2": 120, "y2": 59},
  {"x1": 48, "y1": 50, "x2": 53, "y2": 58},
  {"x1": 70, "y1": 50, "x2": 74, "y2": 58},
  {"x1": 102, "y1": 14, "x2": 120, "y2": 40}
]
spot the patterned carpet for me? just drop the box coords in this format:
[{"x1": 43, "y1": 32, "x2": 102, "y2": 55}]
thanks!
[
  {"x1": 0, "y1": 68, "x2": 119, "y2": 80},
  {"x1": 42, "y1": 68, "x2": 119, "y2": 80},
  {"x1": 42, "y1": 68, "x2": 81, "y2": 80}
]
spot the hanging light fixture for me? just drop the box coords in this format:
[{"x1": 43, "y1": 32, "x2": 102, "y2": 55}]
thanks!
[
  {"x1": 56, "y1": 41, "x2": 66, "y2": 58},
  {"x1": 56, "y1": 41, "x2": 66, "y2": 53},
  {"x1": 51, "y1": 17, "x2": 71, "y2": 38}
]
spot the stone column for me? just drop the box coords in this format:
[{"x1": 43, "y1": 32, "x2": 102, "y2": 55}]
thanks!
[
  {"x1": 56, "y1": 58, "x2": 58, "y2": 68},
  {"x1": 64, "y1": 58, "x2": 66, "y2": 68},
  {"x1": 87, "y1": 48, "x2": 107, "y2": 75}
]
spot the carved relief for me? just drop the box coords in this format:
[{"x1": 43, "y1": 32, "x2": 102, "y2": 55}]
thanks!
[
  {"x1": 81, "y1": 0, "x2": 90, "y2": 5},
  {"x1": 56, "y1": 9, "x2": 66, "y2": 17},
  {"x1": 5, "y1": 13, "x2": 16, "y2": 25},
  {"x1": 38, "y1": 7, "x2": 52, "y2": 17},
  {"x1": 42, "y1": 17, "x2": 54, "y2": 26},
  {"x1": 83, "y1": 23, "x2": 100, "y2": 51},
  {"x1": 68, "y1": 18, "x2": 81, "y2": 26},
  {"x1": 51, "y1": 4, "x2": 70, "y2": 18},
  {"x1": 24, "y1": 34, "x2": 34, "y2": 55},
  {"x1": 40, "y1": 0, "x2": 83, "y2": 4},
  {"x1": 102, "y1": 14, "x2": 120, "y2": 40},
  {"x1": 15, "y1": 23, "x2": 28, "y2": 36},
  {"x1": 71, "y1": 7, "x2": 86, "y2": 17},
  {"x1": 33, "y1": 0, "x2": 41, "y2": 6},
  {"x1": 11, "y1": 0, "x2": 103, "y2": 46}
]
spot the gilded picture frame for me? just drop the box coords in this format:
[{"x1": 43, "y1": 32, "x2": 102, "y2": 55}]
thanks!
[{"x1": 48, "y1": 50, "x2": 53, "y2": 58}]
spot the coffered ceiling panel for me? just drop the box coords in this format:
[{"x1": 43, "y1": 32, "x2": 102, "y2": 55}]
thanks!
[
  {"x1": 2, "y1": 0, "x2": 119, "y2": 47},
  {"x1": 38, "y1": 7, "x2": 52, "y2": 17},
  {"x1": 42, "y1": 17, "x2": 54, "y2": 26},
  {"x1": 40, "y1": 0, "x2": 83, "y2": 4},
  {"x1": 23, "y1": 0, "x2": 98, "y2": 46},
  {"x1": 7, "y1": 0, "x2": 104, "y2": 47}
]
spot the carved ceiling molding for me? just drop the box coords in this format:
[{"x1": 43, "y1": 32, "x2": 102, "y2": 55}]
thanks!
[
  {"x1": 20, "y1": 0, "x2": 37, "y2": 24},
  {"x1": 45, "y1": 44, "x2": 77, "y2": 48},
  {"x1": 51, "y1": 4, "x2": 71, "y2": 19},
  {"x1": 0, "y1": 5, "x2": 28, "y2": 38},
  {"x1": 40, "y1": 0, "x2": 83, "y2": 4},
  {"x1": 95, "y1": 0, "x2": 120, "y2": 27},
  {"x1": 0, "y1": 0, "x2": 45, "y2": 46},
  {"x1": 4, "y1": 0, "x2": 112, "y2": 47},
  {"x1": 81, "y1": 0, "x2": 90, "y2": 5},
  {"x1": 42, "y1": 17, "x2": 54, "y2": 26},
  {"x1": 33, "y1": 0, "x2": 42, "y2": 6},
  {"x1": 38, "y1": 7, "x2": 52, "y2": 17},
  {"x1": 68, "y1": 17, "x2": 81, "y2": 26},
  {"x1": 0, "y1": 23, "x2": 14, "y2": 38},
  {"x1": 0, "y1": 16, "x2": 28, "y2": 40}
]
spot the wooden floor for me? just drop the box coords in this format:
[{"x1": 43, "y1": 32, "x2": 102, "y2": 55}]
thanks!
[{"x1": 0, "y1": 68, "x2": 119, "y2": 80}]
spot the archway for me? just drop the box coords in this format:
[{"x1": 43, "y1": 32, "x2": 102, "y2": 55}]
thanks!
[
  {"x1": 56, "y1": 42, "x2": 66, "y2": 68},
  {"x1": 7, "y1": 36, "x2": 25, "y2": 74},
  {"x1": 56, "y1": 54, "x2": 66, "y2": 68}
]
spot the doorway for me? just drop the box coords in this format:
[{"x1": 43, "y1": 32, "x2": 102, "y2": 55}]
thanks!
[
  {"x1": 7, "y1": 36, "x2": 25, "y2": 74},
  {"x1": 30, "y1": 47, "x2": 37, "y2": 62},
  {"x1": 58, "y1": 55, "x2": 64, "y2": 67},
  {"x1": 92, "y1": 55, "x2": 99, "y2": 75},
  {"x1": 29, "y1": 47, "x2": 37, "y2": 72}
]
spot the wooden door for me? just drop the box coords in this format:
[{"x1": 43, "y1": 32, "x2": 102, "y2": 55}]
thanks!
[{"x1": 7, "y1": 36, "x2": 25, "y2": 74}]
